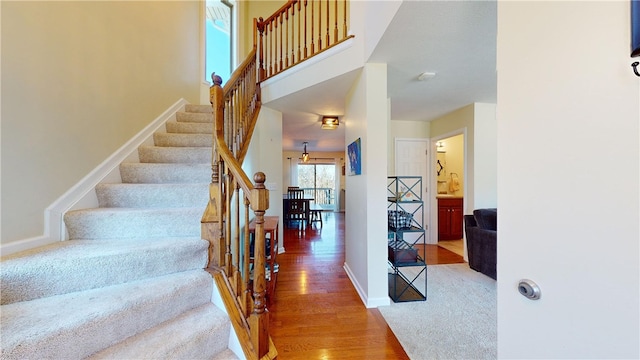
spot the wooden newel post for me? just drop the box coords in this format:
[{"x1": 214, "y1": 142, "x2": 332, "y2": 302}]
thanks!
[
  {"x1": 249, "y1": 171, "x2": 270, "y2": 358},
  {"x1": 202, "y1": 73, "x2": 226, "y2": 268}
]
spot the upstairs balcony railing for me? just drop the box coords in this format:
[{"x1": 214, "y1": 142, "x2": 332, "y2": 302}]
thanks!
[
  {"x1": 256, "y1": 0, "x2": 354, "y2": 80},
  {"x1": 201, "y1": 1, "x2": 352, "y2": 359}
]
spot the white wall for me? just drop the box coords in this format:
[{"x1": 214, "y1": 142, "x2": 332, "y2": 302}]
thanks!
[
  {"x1": 343, "y1": 64, "x2": 390, "y2": 308},
  {"x1": 473, "y1": 103, "x2": 497, "y2": 209},
  {"x1": 253, "y1": 107, "x2": 284, "y2": 251},
  {"x1": 497, "y1": 2, "x2": 639, "y2": 358},
  {"x1": 1, "y1": 1, "x2": 202, "y2": 245}
]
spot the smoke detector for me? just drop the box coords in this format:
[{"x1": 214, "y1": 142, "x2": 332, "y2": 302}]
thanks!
[{"x1": 417, "y1": 72, "x2": 436, "y2": 81}]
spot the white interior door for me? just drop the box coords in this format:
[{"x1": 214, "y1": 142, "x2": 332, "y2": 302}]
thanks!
[
  {"x1": 497, "y1": 1, "x2": 639, "y2": 357},
  {"x1": 395, "y1": 138, "x2": 431, "y2": 243}
]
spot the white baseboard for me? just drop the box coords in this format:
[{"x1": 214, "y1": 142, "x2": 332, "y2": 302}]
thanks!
[
  {"x1": 0, "y1": 235, "x2": 56, "y2": 256},
  {"x1": 210, "y1": 279, "x2": 246, "y2": 360},
  {"x1": 0, "y1": 99, "x2": 189, "y2": 256},
  {"x1": 343, "y1": 262, "x2": 391, "y2": 308}
]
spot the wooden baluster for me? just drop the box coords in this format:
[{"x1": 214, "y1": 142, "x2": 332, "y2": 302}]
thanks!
[
  {"x1": 326, "y1": 0, "x2": 330, "y2": 47},
  {"x1": 310, "y1": 0, "x2": 315, "y2": 54},
  {"x1": 284, "y1": 8, "x2": 289, "y2": 68},
  {"x1": 242, "y1": 196, "x2": 252, "y2": 317},
  {"x1": 233, "y1": 86, "x2": 238, "y2": 156},
  {"x1": 238, "y1": 78, "x2": 244, "y2": 152},
  {"x1": 297, "y1": 0, "x2": 302, "y2": 63},
  {"x1": 277, "y1": 15, "x2": 282, "y2": 73},
  {"x1": 290, "y1": 4, "x2": 295, "y2": 65},
  {"x1": 233, "y1": 181, "x2": 241, "y2": 294},
  {"x1": 224, "y1": 169, "x2": 233, "y2": 276},
  {"x1": 225, "y1": 96, "x2": 231, "y2": 151},
  {"x1": 343, "y1": 0, "x2": 347, "y2": 39},
  {"x1": 248, "y1": 172, "x2": 269, "y2": 358},
  {"x1": 334, "y1": 0, "x2": 338, "y2": 43},
  {"x1": 270, "y1": 19, "x2": 275, "y2": 77},
  {"x1": 317, "y1": 0, "x2": 322, "y2": 50},
  {"x1": 304, "y1": 0, "x2": 308, "y2": 58},
  {"x1": 256, "y1": 18, "x2": 265, "y2": 81}
]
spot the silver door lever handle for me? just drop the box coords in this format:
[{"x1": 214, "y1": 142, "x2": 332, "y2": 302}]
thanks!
[{"x1": 518, "y1": 279, "x2": 541, "y2": 300}]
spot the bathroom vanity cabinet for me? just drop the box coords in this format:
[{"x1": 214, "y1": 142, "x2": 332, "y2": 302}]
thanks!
[{"x1": 437, "y1": 197, "x2": 463, "y2": 240}]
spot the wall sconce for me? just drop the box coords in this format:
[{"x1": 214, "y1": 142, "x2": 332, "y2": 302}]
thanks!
[
  {"x1": 301, "y1": 142, "x2": 310, "y2": 163},
  {"x1": 436, "y1": 141, "x2": 445, "y2": 152},
  {"x1": 321, "y1": 116, "x2": 339, "y2": 130}
]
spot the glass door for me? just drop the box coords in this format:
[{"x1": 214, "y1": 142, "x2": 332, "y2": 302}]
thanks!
[{"x1": 297, "y1": 163, "x2": 336, "y2": 211}]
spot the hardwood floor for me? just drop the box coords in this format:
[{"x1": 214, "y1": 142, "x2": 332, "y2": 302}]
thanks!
[{"x1": 268, "y1": 212, "x2": 464, "y2": 359}]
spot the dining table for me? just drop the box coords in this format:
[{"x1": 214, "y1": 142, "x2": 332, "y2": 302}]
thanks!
[{"x1": 282, "y1": 194, "x2": 314, "y2": 227}]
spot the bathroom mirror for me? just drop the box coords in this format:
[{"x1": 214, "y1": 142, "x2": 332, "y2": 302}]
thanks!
[
  {"x1": 436, "y1": 151, "x2": 448, "y2": 194},
  {"x1": 436, "y1": 152, "x2": 447, "y2": 178}
]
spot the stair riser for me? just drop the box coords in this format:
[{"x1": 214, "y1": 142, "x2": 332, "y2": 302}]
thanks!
[
  {"x1": 64, "y1": 208, "x2": 203, "y2": 240},
  {"x1": 138, "y1": 146, "x2": 211, "y2": 163},
  {"x1": 0, "y1": 106, "x2": 233, "y2": 360},
  {"x1": 184, "y1": 104, "x2": 213, "y2": 114},
  {"x1": 153, "y1": 132, "x2": 212, "y2": 147},
  {"x1": 119, "y1": 163, "x2": 211, "y2": 184},
  {"x1": 176, "y1": 111, "x2": 213, "y2": 123},
  {"x1": 166, "y1": 121, "x2": 212, "y2": 134},
  {"x1": 89, "y1": 304, "x2": 230, "y2": 359},
  {"x1": 1, "y1": 239, "x2": 208, "y2": 305},
  {"x1": 1, "y1": 271, "x2": 213, "y2": 360},
  {"x1": 96, "y1": 183, "x2": 209, "y2": 208}
]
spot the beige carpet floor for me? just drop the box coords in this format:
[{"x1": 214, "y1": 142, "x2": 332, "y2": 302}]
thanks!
[{"x1": 380, "y1": 263, "x2": 497, "y2": 360}]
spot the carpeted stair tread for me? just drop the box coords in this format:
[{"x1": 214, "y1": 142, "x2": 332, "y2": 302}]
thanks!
[
  {"x1": 153, "y1": 132, "x2": 212, "y2": 147},
  {"x1": 96, "y1": 183, "x2": 209, "y2": 208},
  {"x1": 1, "y1": 104, "x2": 236, "y2": 358},
  {"x1": 89, "y1": 303, "x2": 231, "y2": 359},
  {"x1": 0, "y1": 270, "x2": 213, "y2": 360},
  {"x1": 64, "y1": 207, "x2": 204, "y2": 240},
  {"x1": 1, "y1": 238, "x2": 208, "y2": 305},
  {"x1": 119, "y1": 163, "x2": 211, "y2": 183},
  {"x1": 176, "y1": 111, "x2": 213, "y2": 123},
  {"x1": 138, "y1": 145, "x2": 211, "y2": 163},
  {"x1": 185, "y1": 104, "x2": 213, "y2": 113}
]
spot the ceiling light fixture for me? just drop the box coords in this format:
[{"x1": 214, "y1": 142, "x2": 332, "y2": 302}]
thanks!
[
  {"x1": 417, "y1": 72, "x2": 436, "y2": 81},
  {"x1": 321, "y1": 116, "x2": 339, "y2": 130},
  {"x1": 301, "y1": 142, "x2": 310, "y2": 163}
]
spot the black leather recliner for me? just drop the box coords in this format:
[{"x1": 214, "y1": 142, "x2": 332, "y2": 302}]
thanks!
[{"x1": 464, "y1": 208, "x2": 497, "y2": 280}]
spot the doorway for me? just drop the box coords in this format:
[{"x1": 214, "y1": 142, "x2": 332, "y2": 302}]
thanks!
[{"x1": 431, "y1": 132, "x2": 466, "y2": 258}]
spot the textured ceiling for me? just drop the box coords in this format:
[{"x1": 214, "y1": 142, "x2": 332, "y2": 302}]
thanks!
[
  {"x1": 253, "y1": 1, "x2": 497, "y2": 153},
  {"x1": 279, "y1": 1, "x2": 497, "y2": 152}
]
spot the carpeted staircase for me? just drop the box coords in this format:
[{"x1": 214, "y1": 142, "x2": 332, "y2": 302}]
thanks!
[{"x1": 1, "y1": 105, "x2": 239, "y2": 359}]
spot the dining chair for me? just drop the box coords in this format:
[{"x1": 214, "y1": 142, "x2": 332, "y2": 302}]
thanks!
[
  {"x1": 287, "y1": 198, "x2": 308, "y2": 229},
  {"x1": 288, "y1": 188, "x2": 304, "y2": 199}
]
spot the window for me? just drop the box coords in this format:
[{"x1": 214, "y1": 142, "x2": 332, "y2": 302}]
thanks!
[{"x1": 205, "y1": 0, "x2": 233, "y2": 83}]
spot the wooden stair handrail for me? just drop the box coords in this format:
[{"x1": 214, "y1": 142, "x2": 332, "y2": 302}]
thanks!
[
  {"x1": 201, "y1": 1, "x2": 352, "y2": 359},
  {"x1": 206, "y1": 57, "x2": 271, "y2": 358}
]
